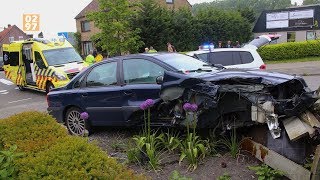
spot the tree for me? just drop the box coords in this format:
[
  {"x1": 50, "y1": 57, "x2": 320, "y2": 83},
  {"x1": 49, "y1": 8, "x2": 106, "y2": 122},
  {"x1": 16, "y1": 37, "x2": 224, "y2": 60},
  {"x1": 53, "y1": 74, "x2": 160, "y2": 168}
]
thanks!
[
  {"x1": 131, "y1": 0, "x2": 172, "y2": 51},
  {"x1": 303, "y1": 0, "x2": 320, "y2": 5},
  {"x1": 87, "y1": 0, "x2": 143, "y2": 56}
]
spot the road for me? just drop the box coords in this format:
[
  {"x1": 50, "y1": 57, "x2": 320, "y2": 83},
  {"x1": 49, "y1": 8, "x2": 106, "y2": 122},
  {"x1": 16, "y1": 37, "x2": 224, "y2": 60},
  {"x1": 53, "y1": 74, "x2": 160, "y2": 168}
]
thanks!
[{"x1": 0, "y1": 70, "x2": 319, "y2": 119}]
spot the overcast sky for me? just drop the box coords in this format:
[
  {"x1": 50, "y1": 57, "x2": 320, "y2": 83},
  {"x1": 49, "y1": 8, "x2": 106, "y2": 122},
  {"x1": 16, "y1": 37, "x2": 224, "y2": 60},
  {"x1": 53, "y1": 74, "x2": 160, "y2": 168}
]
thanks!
[{"x1": 0, "y1": 0, "x2": 303, "y2": 36}]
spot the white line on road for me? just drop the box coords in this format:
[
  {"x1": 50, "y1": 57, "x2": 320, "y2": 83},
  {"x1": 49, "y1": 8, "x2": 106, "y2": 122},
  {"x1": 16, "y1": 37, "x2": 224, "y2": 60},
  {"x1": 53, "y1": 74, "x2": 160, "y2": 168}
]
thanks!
[
  {"x1": 1, "y1": 92, "x2": 8, "y2": 95},
  {"x1": 0, "y1": 79, "x2": 13, "y2": 85},
  {"x1": 0, "y1": 90, "x2": 7, "y2": 93},
  {"x1": 8, "y1": 98, "x2": 32, "y2": 104}
]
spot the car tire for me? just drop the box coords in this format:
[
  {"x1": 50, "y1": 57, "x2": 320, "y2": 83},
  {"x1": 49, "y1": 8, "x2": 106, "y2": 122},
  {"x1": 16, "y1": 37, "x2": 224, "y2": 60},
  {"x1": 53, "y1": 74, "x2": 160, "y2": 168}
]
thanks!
[
  {"x1": 65, "y1": 107, "x2": 91, "y2": 136},
  {"x1": 18, "y1": 85, "x2": 25, "y2": 91},
  {"x1": 46, "y1": 82, "x2": 54, "y2": 94}
]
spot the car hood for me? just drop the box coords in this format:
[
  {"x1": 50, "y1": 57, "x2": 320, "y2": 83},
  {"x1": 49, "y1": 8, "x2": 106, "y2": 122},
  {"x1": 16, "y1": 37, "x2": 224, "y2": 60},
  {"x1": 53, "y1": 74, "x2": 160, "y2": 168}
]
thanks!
[{"x1": 162, "y1": 69, "x2": 307, "y2": 88}]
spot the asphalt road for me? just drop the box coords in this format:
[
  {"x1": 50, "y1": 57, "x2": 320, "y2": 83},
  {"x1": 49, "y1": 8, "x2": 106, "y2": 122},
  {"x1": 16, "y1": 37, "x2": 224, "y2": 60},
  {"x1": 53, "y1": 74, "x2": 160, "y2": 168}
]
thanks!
[{"x1": 0, "y1": 70, "x2": 319, "y2": 119}]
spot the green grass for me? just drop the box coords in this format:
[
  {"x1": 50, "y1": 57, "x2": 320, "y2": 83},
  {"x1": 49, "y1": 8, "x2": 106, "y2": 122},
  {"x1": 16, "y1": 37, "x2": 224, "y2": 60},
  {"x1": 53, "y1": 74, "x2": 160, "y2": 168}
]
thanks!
[{"x1": 266, "y1": 56, "x2": 320, "y2": 64}]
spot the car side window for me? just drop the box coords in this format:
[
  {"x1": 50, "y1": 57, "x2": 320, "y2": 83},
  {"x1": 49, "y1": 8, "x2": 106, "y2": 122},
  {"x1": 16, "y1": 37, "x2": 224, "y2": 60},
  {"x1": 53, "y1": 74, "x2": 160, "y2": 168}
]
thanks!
[
  {"x1": 196, "y1": 53, "x2": 208, "y2": 62},
  {"x1": 123, "y1": 59, "x2": 165, "y2": 84},
  {"x1": 86, "y1": 62, "x2": 117, "y2": 87},
  {"x1": 240, "y1": 51, "x2": 254, "y2": 64},
  {"x1": 210, "y1": 52, "x2": 234, "y2": 66}
]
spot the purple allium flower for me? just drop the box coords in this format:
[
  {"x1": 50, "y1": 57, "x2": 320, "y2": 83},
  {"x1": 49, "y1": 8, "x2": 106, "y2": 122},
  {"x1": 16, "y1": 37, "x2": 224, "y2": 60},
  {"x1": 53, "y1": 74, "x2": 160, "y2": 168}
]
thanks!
[
  {"x1": 145, "y1": 99, "x2": 154, "y2": 108},
  {"x1": 140, "y1": 102, "x2": 147, "y2": 110},
  {"x1": 190, "y1": 104, "x2": 198, "y2": 112},
  {"x1": 80, "y1": 112, "x2": 89, "y2": 120},
  {"x1": 183, "y1": 103, "x2": 192, "y2": 111}
]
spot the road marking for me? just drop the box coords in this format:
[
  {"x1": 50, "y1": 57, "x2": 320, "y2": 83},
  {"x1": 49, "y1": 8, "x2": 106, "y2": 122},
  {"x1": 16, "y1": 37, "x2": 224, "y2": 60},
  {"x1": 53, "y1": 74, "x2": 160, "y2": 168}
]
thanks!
[
  {"x1": 0, "y1": 90, "x2": 7, "y2": 93},
  {"x1": 1, "y1": 92, "x2": 8, "y2": 95},
  {"x1": 15, "y1": 87, "x2": 19, "y2": 89},
  {"x1": 0, "y1": 79, "x2": 13, "y2": 85},
  {"x1": 8, "y1": 98, "x2": 32, "y2": 104}
]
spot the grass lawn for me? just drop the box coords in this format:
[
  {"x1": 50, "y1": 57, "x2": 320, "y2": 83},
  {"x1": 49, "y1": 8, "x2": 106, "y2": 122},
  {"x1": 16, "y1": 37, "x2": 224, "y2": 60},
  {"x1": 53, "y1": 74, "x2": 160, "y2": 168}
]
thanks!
[{"x1": 266, "y1": 56, "x2": 320, "y2": 64}]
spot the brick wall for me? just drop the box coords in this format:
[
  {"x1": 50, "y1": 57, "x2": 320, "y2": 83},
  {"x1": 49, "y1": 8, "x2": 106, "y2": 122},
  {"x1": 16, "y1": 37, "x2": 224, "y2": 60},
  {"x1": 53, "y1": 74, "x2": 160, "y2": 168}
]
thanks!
[{"x1": 0, "y1": 25, "x2": 28, "y2": 56}]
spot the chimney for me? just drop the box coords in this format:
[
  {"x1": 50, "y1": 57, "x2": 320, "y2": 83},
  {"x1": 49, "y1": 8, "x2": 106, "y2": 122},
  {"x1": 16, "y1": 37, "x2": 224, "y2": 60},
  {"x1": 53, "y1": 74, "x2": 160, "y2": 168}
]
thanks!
[{"x1": 8, "y1": 24, "x2": 11, "y2": 28}]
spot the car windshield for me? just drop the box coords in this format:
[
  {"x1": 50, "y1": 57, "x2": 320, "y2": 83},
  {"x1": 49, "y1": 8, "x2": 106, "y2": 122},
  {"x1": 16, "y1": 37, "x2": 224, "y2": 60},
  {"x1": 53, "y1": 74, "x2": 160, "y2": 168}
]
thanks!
[
  {"x1": 43, "y1": 47, "x2": 83, "y2": 66},
  {"x1": 158, "y1": 53, "x2": 216, "y2": 72}
]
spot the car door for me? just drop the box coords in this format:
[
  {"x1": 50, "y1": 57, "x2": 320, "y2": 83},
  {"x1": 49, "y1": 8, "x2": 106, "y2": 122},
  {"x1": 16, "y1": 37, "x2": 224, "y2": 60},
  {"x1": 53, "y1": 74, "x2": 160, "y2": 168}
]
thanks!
[
  {"x1": 120, "y1": 57, "x2": 166, "y2": 121},
  {"x1": 79, "y1": 60, "x2": 124, "y2": 126}
]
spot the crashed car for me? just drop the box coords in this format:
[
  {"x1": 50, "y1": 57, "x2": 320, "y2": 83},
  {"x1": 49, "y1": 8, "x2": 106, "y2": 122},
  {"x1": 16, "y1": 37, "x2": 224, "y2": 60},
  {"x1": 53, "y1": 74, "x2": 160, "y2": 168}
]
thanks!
[{"x1": 47, "y1": 52, "x2": 319, "y2": 142}]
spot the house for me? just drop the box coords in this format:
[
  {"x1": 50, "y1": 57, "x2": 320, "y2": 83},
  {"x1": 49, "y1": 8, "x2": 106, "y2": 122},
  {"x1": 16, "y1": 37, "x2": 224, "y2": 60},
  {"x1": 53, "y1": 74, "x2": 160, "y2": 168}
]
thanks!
[
  {"x1": 253, "y1": 4, "x2": 320, "y2": 44},
  {"x1": 75, "y1": 0, "x2": 192, "y2": 56},
  {"x1": 0, "y1": 24, "x2": 28, "y2": 56}
]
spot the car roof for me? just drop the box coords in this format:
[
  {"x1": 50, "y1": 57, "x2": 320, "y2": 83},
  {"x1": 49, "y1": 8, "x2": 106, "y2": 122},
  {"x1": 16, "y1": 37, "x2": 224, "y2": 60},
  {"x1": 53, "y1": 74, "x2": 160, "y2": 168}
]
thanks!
[
  {"x1": 187, "y1": 48, "x2": 252, "y2": 55},
  {"x1": 106, "y1": 52, "x2": 183, "y2": 61}
]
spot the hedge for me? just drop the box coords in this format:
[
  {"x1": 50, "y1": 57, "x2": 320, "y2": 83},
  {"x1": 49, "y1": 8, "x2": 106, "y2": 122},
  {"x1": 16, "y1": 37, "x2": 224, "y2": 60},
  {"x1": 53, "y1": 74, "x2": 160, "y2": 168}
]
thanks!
[
  {"x1": 0, "y1": 111, "x2": 146, "y2": 179},
  {"x1": 257, "y1": 40, "x2": 320, "y2": 61}
]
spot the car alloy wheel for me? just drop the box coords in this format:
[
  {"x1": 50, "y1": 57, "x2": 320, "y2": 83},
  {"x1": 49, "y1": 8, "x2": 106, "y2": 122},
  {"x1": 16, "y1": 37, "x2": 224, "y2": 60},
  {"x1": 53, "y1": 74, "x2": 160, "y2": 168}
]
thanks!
[{"x1": 66, "y1": 108, "x2": 88, "y2": 136}]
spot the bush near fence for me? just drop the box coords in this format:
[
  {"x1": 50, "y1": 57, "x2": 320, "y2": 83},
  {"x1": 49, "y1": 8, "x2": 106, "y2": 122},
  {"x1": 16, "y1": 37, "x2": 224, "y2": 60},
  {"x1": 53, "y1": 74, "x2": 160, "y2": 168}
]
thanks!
[
  {"x1": 258, "y1": 40, "x2": 320, "y2": 61},
  {"x1": 0, "y1": 111, "x2": 145, "y2": 179}
]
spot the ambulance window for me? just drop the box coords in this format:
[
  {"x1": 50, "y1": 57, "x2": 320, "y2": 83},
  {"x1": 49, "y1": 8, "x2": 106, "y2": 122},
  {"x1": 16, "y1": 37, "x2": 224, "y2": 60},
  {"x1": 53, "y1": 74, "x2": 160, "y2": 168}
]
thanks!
[
  {"x1": 9, "y1": 52, "x2": 19, "y2": 66},
  {"x1": 35, "y1": 52, "x2": 46, "y2": 69},
  {"x1": 3, "y1": 51, "x2": 9, "y2": 65}
]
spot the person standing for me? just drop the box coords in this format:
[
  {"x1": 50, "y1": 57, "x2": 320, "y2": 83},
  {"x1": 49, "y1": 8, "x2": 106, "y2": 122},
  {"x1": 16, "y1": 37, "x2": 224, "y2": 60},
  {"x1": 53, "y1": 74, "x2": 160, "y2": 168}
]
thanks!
[
  {"x1": 85, "y1": 50, "x2": 95, "y2": 65},
  {"x1": 235, "y1": 41, "x2": 241, "y2": 48},
  {"x1": 144, "y1": 47, "x2": 149, "y2": 53},
  {"x1": 225, "y1": 40, "x2": 232, "y2": 48},
  {"x1": 218, "y1": 41, "x2": 222, "y2": 48},
  {"x1": 167, "y1": 42, "x2": 176, "y2": 52},
  {"x1": 149, "y1": 46, "x2": 157, "y2": 53}
]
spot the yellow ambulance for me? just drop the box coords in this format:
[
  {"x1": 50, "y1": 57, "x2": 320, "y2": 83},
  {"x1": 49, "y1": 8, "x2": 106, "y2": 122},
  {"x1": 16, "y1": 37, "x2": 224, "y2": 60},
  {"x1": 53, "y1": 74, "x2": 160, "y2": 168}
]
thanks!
[{"x1": 2, "y1": 38, "x2": 88, "y2": 93}]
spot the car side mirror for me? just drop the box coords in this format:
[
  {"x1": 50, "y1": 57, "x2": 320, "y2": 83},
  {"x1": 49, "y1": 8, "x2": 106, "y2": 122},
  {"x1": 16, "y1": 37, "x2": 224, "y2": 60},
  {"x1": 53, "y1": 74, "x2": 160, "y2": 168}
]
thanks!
[{"x1": 156, "y1": 76, "x2": 163, "y2": 85}]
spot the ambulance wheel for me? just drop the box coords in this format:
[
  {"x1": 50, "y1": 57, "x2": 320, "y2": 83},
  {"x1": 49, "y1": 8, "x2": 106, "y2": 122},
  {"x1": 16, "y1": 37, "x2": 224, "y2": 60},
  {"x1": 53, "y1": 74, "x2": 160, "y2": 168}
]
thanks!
[
  {"x1": 46, "y1": 82, "x2": 54, "y2": 94},
  {"x1": 18, "y1": 85, "x2": 25, "y2": 91},
  {"x1": 65, "y1": 107, "x2": 91, "y2": 136}
]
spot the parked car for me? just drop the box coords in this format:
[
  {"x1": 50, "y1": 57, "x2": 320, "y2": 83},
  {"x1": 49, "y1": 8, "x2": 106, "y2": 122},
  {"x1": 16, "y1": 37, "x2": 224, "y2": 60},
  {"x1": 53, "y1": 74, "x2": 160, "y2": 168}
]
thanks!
[
  {"x1": 47, "y1": 53, "x2": 318, "y2": 143},
  {"x1": 186, "y1": 35, "x2": 280, "y2": 70},
  {"x1": 0, "y1": 57, "x2": 3, "y2": 71}
]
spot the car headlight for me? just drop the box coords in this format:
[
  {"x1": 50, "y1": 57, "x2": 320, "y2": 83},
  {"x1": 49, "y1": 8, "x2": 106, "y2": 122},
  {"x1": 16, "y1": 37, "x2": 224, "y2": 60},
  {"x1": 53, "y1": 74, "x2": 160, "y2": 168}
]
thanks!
[{"x1": 54, "y1": 72, "x2": 67, "y2": 80}]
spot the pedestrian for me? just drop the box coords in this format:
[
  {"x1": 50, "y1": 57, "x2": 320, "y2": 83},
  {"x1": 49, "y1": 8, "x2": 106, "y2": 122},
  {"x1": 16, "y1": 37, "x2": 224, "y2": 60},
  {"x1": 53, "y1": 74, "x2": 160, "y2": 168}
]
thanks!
[
  {"x1": 167, "y1": 42, "x2": 176, "y2": 52},
  {"x1": 218, "y1": 41, "x2": 222, "y2": 48},
  {"x1": 149, "y1": 46, "x2": 157, "y2": 53},
  {"x1": 85, "y1": 50, "x2": 95, "y2": 65},
  {"x1": 226, "y1": 40, "x2": 232, "y2": 48},
  {"x1": 95, "y1": 51, "x2": 104, "y2": 63},
  {"x1": 144, "y1": 47, "x2": 149, "y2": 53},
  {"x1": 234, "y1": 41, "x2": 241, "y2": 48}
]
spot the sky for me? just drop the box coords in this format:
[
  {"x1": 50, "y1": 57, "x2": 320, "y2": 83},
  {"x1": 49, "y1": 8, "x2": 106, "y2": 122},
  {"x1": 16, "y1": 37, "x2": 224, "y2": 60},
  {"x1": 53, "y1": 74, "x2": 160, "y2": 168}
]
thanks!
[{"x1": 0, "y1": 0, "x2": 304, "y2": 36}]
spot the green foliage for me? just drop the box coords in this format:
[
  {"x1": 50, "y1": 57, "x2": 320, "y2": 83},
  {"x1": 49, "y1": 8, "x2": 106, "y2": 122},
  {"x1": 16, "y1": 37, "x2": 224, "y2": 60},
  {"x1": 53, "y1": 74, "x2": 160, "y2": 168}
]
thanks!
[
  {"x1": 248, "y1": 164, "x2": 285, "y2": 180},
  {"x1": 221, "y1": 128, "x2": 240, "y2": 159},
  {"x1": 73, "y1": 32, "x2": 82, "y2": 55},
  {"x1": 169, "y1": 170, "x2": 192, "y2": 180},
  {"x1": 158, "y1": 130, "x2": 181, "y2": 152},
  {"x1": 0, "y1": 112, "x2": 145, "y2": 179},
  {"x1": 0, "y1": 111, "x2": 67, "y2": 155},
  {"x1": 258, "y1": 40, "x2": 320, "y2": 61},
  {"x1": 126, "y1": 147, "x2": 141, "y2": 163},
  {"x1": 179, "y1": 132, "x2": 209, "y2": 171},
  {"x1": 303, "y1": 0, "x2": 320, "y2": 5},
  {"x1": 217, "y1": 172, "x2": 231, "y2": 180},
  {"x1": 0, "y1": 145, "x2": 23, "y2": 179},
  {"x1": 87, "y1": 0, "x2": 144, "y2": 56},
  {"x1": 133, "y1": 133, "x2": 164, "y2": 170}
]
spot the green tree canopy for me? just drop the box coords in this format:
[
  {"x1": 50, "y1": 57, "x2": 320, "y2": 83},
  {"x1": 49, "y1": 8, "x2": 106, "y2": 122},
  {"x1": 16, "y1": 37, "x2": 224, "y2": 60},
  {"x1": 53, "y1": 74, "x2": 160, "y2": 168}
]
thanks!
[
  {"x1": 87, "y1": 0, "x2": 143, "y2": 56},
  {"x1": 303, "y1": 0, "x2": 320, "y2": 5}
]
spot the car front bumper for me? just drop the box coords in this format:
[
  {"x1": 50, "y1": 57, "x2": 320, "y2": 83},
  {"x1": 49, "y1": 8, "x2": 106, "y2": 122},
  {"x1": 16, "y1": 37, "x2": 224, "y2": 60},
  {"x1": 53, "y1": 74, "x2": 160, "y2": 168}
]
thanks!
[{"x1": 47, "y1": 106, "x2": 64, "y2": 123}]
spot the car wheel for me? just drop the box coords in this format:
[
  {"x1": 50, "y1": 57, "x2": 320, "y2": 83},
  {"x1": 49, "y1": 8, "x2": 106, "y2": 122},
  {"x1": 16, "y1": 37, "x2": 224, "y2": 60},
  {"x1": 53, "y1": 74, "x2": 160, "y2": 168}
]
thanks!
[
  {"x1": 46, "y1": 82, "x2": 54, "y2": 94},
  {"x1": 18, "y1": 85, "x2": 25, "y2": 91},
  {"x1": 65, "y1": 107, "x2": 91, "y2": 136}
]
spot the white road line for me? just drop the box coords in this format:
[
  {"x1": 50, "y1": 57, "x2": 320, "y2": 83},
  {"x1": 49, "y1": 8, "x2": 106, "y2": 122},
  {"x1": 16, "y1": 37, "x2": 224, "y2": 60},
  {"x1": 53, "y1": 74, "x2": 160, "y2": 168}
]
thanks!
[
  {"x1": 0, "y1": 79, "x2": 13, "y2": 85},
  {"x1": 0, "y1": 90, "x2": 7, "y2": 93},
  {"x1": 8, "y1": 98, "x2": 32, "y2": 104},
  {"x1": 1, "y1": 92, "x2": 8, "y2": 95}
]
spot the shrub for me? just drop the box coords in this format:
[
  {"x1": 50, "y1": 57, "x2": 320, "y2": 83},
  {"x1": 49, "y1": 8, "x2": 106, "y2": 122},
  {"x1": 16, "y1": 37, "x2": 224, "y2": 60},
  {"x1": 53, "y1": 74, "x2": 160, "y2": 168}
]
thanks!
[
  {"x1": 258, "y1": 40, "x2": 320, "y2": 61},
  {"x1": 17, "y1": 137, "x2": 145, "y2": 179},
  {"x1": 0, "y1": 112, "x2": 146, "y2": 179},
  {"x1": 0, "y1": 145, "x2": 23, "y2": 179},
  {"x1": 169, "y1": 170, "x2": 192, "y2": 180},
  {"x1": 0, "y1": 111, "x2": 67, "y2": 155}
]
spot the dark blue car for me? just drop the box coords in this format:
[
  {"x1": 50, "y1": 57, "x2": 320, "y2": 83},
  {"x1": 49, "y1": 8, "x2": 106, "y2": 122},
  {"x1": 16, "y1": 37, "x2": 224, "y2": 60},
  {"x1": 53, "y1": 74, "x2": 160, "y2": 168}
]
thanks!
[{"x1": 47, "y1": 53, "x2": 317, "y2": 137}]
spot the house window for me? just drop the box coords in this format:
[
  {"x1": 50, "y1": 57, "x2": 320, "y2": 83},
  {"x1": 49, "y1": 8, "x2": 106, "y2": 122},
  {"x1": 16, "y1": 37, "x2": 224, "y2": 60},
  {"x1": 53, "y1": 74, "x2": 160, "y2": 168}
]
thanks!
[
  {"x1": 81, "y1": 21, "x2": 91, "y2": 32},
  {"x1": 166, "y1": 0, "x2": 174, "y2": 4},
  {"x1": 287, "y1": 32, "x2": 296, "y2": 42},
  {"x1": 9, "y1": 37, "x2": 14, "y2": 42},
  {"x1": 19, "y1": 36, "x2": 24, "y2": 41},
  {"x1": 82, "y1": 41, "x2": 93, "y2": 56},
  {"x1": 307, "y1": 31, "x2": 316, "y2": 40}
]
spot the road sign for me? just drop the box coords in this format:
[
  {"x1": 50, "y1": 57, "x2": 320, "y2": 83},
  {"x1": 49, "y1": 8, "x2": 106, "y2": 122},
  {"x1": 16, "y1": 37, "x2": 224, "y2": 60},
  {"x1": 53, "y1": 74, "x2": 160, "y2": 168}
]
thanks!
[{"x1": 23, "y1": 14, "x2": 40, "y2": 31}]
